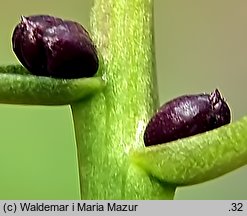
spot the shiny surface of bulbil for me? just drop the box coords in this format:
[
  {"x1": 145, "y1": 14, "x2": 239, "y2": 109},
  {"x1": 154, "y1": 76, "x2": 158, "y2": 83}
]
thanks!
[
  {"x1": 12, "y1": 15, "x2": 99, "y2": 79},
  {"x1": 144, "y1": 89, "x2": 231, "y2": 146}
]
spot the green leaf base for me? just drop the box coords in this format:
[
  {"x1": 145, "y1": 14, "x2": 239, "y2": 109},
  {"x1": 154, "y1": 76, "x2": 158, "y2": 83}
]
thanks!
[
  {"x1": 0, "y1": 65, "x2": 105, "y2": 105},
  {"x1": 131, "y1": 116, "x2": 247, "y2": 186}
]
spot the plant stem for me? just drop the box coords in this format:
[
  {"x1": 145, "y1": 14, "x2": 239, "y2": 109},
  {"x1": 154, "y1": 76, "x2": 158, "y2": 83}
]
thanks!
[{"x1": 71, "y1": 0, "x2": 176, "y2": 199}]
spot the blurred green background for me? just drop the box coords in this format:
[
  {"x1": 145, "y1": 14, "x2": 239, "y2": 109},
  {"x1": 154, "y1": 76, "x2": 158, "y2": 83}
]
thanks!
[{"x1": 0, "y1": 0, "x2": 246, "y2": 199}]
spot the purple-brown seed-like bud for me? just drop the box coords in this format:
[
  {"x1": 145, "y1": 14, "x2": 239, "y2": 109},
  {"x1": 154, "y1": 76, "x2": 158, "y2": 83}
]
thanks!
[
  {"x1": 144, "y1": 89, "x2": 231, "y2": 146},
  {"x1": 12, "y1": 15, "x2": 99, "y2": 78}
]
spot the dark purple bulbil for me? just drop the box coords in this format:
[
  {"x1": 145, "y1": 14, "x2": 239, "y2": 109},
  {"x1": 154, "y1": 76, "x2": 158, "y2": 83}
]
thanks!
[
  {"x1": 144, "y1": 89, "x2": 231, "y2": 146},
  {"x1": 12, "y1": 15, "x2": 99, "y2": 79}
]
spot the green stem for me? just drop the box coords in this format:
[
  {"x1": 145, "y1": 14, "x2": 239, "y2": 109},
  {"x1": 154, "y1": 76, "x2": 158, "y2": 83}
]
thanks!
[{"x1": 71, "y1": 0, "x2": 176, "y2": 199}]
